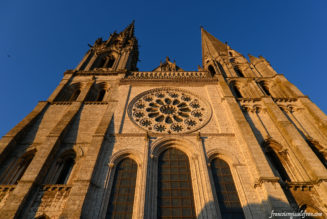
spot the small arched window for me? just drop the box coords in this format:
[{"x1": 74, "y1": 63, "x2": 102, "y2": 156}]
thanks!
[
  {"x1": 266, "y1": 148, "x2": 290, "y2": 182},
  {"x1": 264, "y1": 144, "x2": 297, "y2": 207},
  {"x1": 106, "y1": 57, "x2": 115, "y2": 68},
  {"x1": 262, "y1": 85, "x2": 271, "y2": 96},
  {"x1": 90, "y1": 56, "x2": 106, "y2": 69},
  {"x1": 0, "y1": 153, "x2": 34, "y2": 185},
  {"x1": 95, "y1": 56, "x2": 106, "y2": 68},
  {"x1": 46, "y1": 154, "x2": 75, "y2": 185},
  {"x1": 210, "y1": 158, "x2": 245, "y2": 219},
  {"x1": 306, "y1": 140, "x2": 327, "y2": 169},
  {"x1": 70, "y1": 89, "x2": 81, "y2": 101},
  {"x1": 55, "y1": 157, "x2": 75, "y2": 184},
  {"x1": 79, "y1": 53, "x2": 93, "y2": 70},
  {"x1": 233, "y1": 66, "x2": 244, "y2": 77},
  {"x1": 157, "y1": 148, "x2": 196, "y2": 218},
  {"x1": 97, "y1": 89, "x2": 106, "y2": 101},
  {"x1": 233, "y1": 85, "x2": 243, "y2": 98},
  {"x1": 106, "y1": 158, "x2": 137, "y2": 219},
  {"x1": 208, "y1": 65, "x2": 216, "y2": 77}
]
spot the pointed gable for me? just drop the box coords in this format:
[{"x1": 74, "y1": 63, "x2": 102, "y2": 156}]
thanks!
[
  {"x1": 201, "y1": 27, "x2": 228, "y2": 63},
  {"x1": 152, "y1": 57, "x2": 184, "y2": 71}
]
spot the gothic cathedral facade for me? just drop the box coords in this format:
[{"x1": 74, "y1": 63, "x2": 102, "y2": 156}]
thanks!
[{"x1": 0, "y1": 22, "x2": 327, "y2": 218}]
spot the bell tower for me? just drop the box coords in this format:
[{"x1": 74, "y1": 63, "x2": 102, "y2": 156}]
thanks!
[{"x1": 76, "y1": 21, "x2": 138, "y2": 71}]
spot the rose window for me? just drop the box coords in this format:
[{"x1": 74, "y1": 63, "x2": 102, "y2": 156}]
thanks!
[{"x1": 128, "y1": 88, "x2": 212, "y2": 134}]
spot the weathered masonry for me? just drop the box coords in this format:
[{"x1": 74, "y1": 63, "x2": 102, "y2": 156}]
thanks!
[{"x1": 0, "y1": 22, "x2": 326, "y2": 218}]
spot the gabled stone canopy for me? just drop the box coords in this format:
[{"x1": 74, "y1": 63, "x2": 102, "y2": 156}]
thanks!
[{"x1": 152, "y1": 57, "x2": 184, "y2": 71}]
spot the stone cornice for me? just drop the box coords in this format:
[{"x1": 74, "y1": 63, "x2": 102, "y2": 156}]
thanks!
[
  {"x1": 120, "y1": 71, "x2": 219, "y2": 84},
  {"x1": 108, "y1": 133, "x2": 234, "y2": 138},
  {"x1": 254, "y1": 177, "x2": 280, "y2": 188},
  {"x1": 125, "y1": 71, "x2": 211, "y2": 80},
  {"x1": 273, "y1": 97, "x2": 298, "y2": 103},
  {"x1": 74, "y1": 69, "x2": 127, "y2": 76}
]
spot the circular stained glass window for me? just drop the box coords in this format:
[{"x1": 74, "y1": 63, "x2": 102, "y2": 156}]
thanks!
[{"x1": 128, "y1": 88, "x2": 212, "y2": 134}]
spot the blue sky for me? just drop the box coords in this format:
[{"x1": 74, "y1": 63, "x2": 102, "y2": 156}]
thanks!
[{"x1": 1, "y1": 0, "x2": 326, "y2": 137}]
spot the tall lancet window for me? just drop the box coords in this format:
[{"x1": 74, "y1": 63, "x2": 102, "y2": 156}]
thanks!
[
  {"x1": 97, "y1": 89, "x2": 106, "y2": 101},
  {"x1": 46, "y1": 153, "x2": 75, "y2": 185},
  {"x1": 70, "y1": 89, "x2": 81, "y2": 101},
  {"x1": 157, "y1": 148, "x2": 196, "y2": 219},
  {"x1": 264, "y1": 145, "x2": 297, "y2": 207},
  {"x1": 210, "y1": 158, "x2": 245, "y2": 219},
  {"x1": 0, "y1": 154, "x2": 34, "y2": 185},
  {"x1": 234, "y1": 66, "x2": 244, "y2": 77},
  {"x1": 55, "y1": 157, "x2": 75, "y2": 184},
  {"x1": 106, "y1": 158, "x2": 137, "y2": 219},
  {"x1": 106, "y1": 56, "x2": 115, "y2": 68},
  {"x1": 208, "y1": 65, "x2": 216, "y2": 77}
]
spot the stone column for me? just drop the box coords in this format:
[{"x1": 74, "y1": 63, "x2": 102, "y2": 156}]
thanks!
[
  {"x1": 76, "y1": 80, "x2": 94, "y2": 102},
  {"x1": 84, "y1": 53, "x2": 98, "y2": 71},
  {"x1": 196, "y1": 136, "x2": 217, "y2": 218}
]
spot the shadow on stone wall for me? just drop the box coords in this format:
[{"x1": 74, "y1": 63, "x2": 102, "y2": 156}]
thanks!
[
  {"x1": 16, "y1": 108, "x2": 82, "y2": 219},
  {"x1": 81, "y1": 115, "x2": 115, "y2": 218},
  {"x1": 197, "y1": 195, "x2": 325, "y2": 219}
]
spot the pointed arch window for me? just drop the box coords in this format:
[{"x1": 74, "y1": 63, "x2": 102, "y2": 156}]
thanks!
[
  {"x1": 266, "y1": 148, "x2": 290, "y2": 182},
  {"x1": 260, "y1": 83, "x2": 271, "y2": 96},
  {"x1": 97, "y1": 56, "x2": 106, "y2": 68},
  {"x1": 46, "y1": 154, "x2": 75, "y2": 185},
  {"x1": 70, "y1": 89, "x2": 81, "y2": 101},
  {"x1": 306, "y1": 140, "x2": 327, "y2": 169},
  {"x1": 264, "y1": 144, "x2": 297, "y2": 207},
  {"x1": 97, "y1": 89, "x2": 106, "y2": 101},
  {"x1": 208, "y1": 65, "x2": 216, "y2": 77},
  {"x1": 210, "y1": 158, "x2": 245, "y2": 219},
  {"x1": 55, "y1": 157, "x2": 75, "y2": 184},
  {"x1": 233, "y1": 66, "x2": 244, "y2": 77},
  {"x1": 232, "y1": 85, "x2": 243, "y2": 98},
  {"x1": 157, "y1": 148, "x2": 196, "y2": 218},
  {"x1": 0, "y1": 153, "x2": 34, "y2": 185},
  {"x1": 79, "y1": 52, "x2": 93, "y2": 70},
  {"x1": 106, "y1": 158, "x2": 137, "y2": 219},
  {"x1": 106, "y1": 57, "x2": 115, "y2": 68}
]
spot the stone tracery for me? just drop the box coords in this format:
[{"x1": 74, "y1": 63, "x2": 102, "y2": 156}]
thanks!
[{"x1": 128, "y1": 88, "x2": 212, "y2": 133}]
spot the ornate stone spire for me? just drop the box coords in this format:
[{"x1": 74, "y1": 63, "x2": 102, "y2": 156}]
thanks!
[
  {"x1": 201, "y1": 27, "x2": 228, "y2": 65},
  {"x1": 120, "y1": 20, "x2": 135, "y2": 39}
]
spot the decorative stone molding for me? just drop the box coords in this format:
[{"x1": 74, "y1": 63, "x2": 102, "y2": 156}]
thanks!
[
  {"x1": 84, "y1": 101, "x2": 109, "y2": 105},
  {"x1": 125, "y1": 71, "x2": 210, "y2": 80},
  {"x1": 273, "y1": 98, "x2": 298, "y2": 103},
  {"x1": 314, "y1": 178, "x2": 327, "y2": 185},
  {"x1": 239, "y1": 100, "x2": 266, "y2": 113},
  {"x1": 28, "y1": 185, "x2": 72, "y2": 218},
  {"x1": 128, "y1": 88, "x2": 212, "y2": 134},
  {"x1": 75, "y1": 69, "x2": 127, "y2": 76},
  {"x1": 51, "y1": 101, "x2": 73, "y2": 105},
  {"x1": 285, "y1": 182, "x2": 314, "y2": 191},
  {"x1": 254, "y1": 177, "x2": 280, "y2": 188},
  {"x1": 277, "y1": 103, "x2": 305, "y2": 113},
  {"x1": 0, "y1": 185, "x2": 16, "y2": 209}
]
